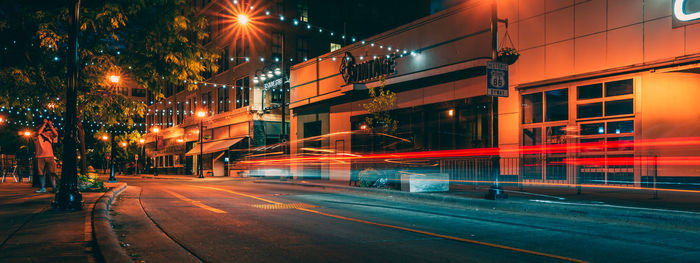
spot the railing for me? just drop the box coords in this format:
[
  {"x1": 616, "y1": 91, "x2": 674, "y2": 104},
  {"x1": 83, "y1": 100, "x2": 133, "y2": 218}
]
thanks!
[{"x1": 438, "y1": 155, "x2": 663, "y2": 194}]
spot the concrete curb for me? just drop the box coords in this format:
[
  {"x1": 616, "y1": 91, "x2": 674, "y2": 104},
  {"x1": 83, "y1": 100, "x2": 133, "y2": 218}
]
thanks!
[
  {"x1": 254, "y1": 180, "x2": 700, "y2": 231},
  {"x1": 92, "y1": 183, "x2": 130, "y2": 263}
]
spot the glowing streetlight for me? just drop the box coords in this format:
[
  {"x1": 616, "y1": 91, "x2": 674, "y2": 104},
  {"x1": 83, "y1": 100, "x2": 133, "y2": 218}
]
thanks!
[
  {"x1": 101, "y1": 135, "x2": 109, "y2": 141},
  {"x1": 23, "y1": 131, "x2": 32, "y2": 137},
  {"x1": 238, "y1": 14, "x2": 249, "y2": 25},
  {"x1": 109, "y1": 75, "x2": 120, "y2": 84},
  {"x1": 139, "y1": 138, "x2": 145, "y2": 144},
  {"x1": 152, "y1": 127, "x2": 160, "y2": 133},
  {"x1": 120, "y1": 142, "x2": 127, "y2": 147}
]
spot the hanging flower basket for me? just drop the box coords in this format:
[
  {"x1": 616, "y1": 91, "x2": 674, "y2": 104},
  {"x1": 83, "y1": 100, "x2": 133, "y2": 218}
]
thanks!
[{"x1": 497, "y1": 47, "x2": 520, "y2": 65}]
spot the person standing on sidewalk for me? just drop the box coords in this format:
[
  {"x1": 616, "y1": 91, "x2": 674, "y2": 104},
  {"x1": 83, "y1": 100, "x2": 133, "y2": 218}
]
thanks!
[{"x1": 34, "y1": 119, "x2": 58, "y2": 193}]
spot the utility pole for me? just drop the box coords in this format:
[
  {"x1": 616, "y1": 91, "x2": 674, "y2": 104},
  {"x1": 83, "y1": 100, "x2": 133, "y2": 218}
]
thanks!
[
  {"x1": 53, "y1": 0, "x2": 83, "y2": 210},
  {"x1": 486, "y1": 0, "x2": 507, "y2": 200},
  {"x1": 280, "y1": 33, "x2": 286, "y2": 151}
]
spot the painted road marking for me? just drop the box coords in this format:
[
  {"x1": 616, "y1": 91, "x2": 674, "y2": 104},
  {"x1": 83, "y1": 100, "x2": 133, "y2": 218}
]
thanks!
[
  {"x1": 195, "y1": 186, "x2": 587, "y2": 263},
  {"x1": 252, "y1": 203, "x2": 318, "y2": 210},
  {"x1": 165, "y1": 190, "x2": 226, "y2": 214}
]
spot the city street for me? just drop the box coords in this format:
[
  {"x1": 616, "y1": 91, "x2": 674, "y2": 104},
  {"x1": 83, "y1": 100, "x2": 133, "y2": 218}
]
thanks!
[
  {"x1": 5, "y1": 0, "x2": 700, "y2": 262},
  {"x1": 110, "y1": 176, "x2": 700, "y2": 263}
]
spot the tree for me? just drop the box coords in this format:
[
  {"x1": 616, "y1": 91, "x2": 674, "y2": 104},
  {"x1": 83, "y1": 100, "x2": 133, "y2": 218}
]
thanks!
[
  {"x1": 0, "y1": 0, "x2": 218, "y2": 172},
  {"x1": 362, "y1": 76, "x2": 397, "y2": 134}
]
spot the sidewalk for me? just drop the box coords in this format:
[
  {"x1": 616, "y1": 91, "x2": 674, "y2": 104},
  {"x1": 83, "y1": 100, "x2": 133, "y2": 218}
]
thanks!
[{"x1": 0, "y1": 182, "x2": 121, "y2": 263}]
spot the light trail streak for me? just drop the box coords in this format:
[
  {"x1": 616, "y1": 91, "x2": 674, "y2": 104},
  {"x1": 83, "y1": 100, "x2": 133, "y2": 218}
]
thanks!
[{"x1": 241, "y1": 136, "x2": 700, "y2": 166}]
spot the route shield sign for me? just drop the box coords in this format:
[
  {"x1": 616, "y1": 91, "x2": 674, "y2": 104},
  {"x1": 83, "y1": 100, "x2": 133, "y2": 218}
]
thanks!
[{"x1": 486, "y1": 61, "x2": 509, "y2": 97}]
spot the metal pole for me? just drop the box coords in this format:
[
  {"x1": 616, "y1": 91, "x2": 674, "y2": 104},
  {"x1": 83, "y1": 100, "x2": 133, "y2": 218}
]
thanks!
[
  {"x1": 199, "y1": 119, "x2": 204, "y2": 178},
  {"x1": 53, "y1": 0, "x2": 83, "y2": 210},
  {"x1": 154, "y1": 133, "x2": 158, "y2": 177},
  {"x1": 486, "y1": 0, "x2": 506, "y2": 200},
  {"x1": 108, "y1": 137, "x2": 116, "y2": 182},
  {"x1": 280, "y1": 33, "x2": 286, "y2": 150}
]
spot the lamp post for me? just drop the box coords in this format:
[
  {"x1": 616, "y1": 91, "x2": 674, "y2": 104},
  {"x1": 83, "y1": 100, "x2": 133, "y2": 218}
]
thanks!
[
  {"x1": 20, "y1": 130, "x2": 32, "y2": 184},
  {"x1": 152, "y1": 127, "x2": 160, "y2": 177},
  {"x1": 108, "y1": 135, "x2": 117, "y2": 183},
  {"x1": 54, "y1": 0, "x2": 83, "y2": 210},
  {"x1": 196, "y1": 111, "x2": 206, "y2": 178},
  {"x1": 101, "y1": 135, "x2": 109, "y2": 174},
  {"x1": 138, "y1": 138, "x2": 145, "y2": 175}
]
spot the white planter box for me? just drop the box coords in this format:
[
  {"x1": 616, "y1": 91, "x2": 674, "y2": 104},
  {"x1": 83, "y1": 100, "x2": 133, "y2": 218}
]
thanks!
[{"x1": 400, "y1": 173, "x2": 449, "y2": 193}]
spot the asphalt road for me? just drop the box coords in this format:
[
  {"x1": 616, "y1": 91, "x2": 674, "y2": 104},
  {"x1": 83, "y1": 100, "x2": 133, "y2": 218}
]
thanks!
[{"x1": 111, "y1": 176, "x2": 700, "y2": 263}]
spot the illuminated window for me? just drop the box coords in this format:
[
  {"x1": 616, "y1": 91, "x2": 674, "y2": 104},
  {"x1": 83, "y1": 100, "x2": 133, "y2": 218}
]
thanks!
[
  {"x1": 297, "y1": 0, "x2": 309, "y2": 22},
  {"x1": 330, "y1": 43, "x2": 341, "y2": 52}
]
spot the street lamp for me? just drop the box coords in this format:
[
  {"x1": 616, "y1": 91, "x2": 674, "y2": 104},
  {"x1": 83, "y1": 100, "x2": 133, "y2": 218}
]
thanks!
[
  {"x1": 152, "y1": 127, "x2": 160, "y2": 176},
  {"x1": 54, "y1": 0, "x2": 83, "y2": 211},
  {"x1": 101, "y1": 135, "x2": 109, "y2": 174},
  {"x1": 138, "y1": 138, "x2": 145, "y2": 175},
  {"x1": 109, "y1": 75, "x2": 120, "y2": 84},
  {"x1": 238, "y1": 14, "x2": 249, "y2": 25},
  {"x1": 107, "y1": 135, "x2": 117, "y2": 183},
  {"x1": 196, "y1": 111, "x2": 206, "y2": 178}
]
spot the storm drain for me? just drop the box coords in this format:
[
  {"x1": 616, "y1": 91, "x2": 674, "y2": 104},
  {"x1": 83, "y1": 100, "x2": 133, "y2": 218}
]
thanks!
[{"x1": 251, "y1": 203, "x2": 317, "y2": 210}]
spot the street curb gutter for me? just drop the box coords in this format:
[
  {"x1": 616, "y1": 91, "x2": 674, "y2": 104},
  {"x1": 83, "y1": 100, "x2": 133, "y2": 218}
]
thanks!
[
  {"x1": 254, "y1": 180, "x2": 700, "y2": 231},
  {"x1": 92, "y1": 183, "x2": 130, "y2": 263}
]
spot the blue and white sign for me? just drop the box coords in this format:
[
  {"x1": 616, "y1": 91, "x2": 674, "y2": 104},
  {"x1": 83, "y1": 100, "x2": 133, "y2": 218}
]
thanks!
[{"x1": 486, "y1": 61, "x2": 508, "y2": 97}]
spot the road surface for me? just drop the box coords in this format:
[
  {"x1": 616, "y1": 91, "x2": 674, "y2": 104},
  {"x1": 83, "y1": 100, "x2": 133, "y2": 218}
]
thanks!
[{"x1": 110, "y1": 176, "x2": 700, "y2": 263}]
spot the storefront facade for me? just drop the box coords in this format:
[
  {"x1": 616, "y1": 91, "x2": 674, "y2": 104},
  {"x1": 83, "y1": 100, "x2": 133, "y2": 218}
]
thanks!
[
  {"x1": 289, "y1": 1, "x2": 494, "y2": 181},
  {"x1": 501, "y1": 0, "x2": 700, "y2": 187},
  {"x1": 289, "y1": 0, "x2": 700, "y2": 188}
]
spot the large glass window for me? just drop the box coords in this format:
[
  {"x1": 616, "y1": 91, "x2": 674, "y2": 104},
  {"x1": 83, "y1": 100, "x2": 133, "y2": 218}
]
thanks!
[
  {"x1": 235, "y1": 77, "x2": 249, "y2": 108},
  {"x1": 522, "y1": 92, "x2": 543, "y2": 124},
  {"x1": 545, "y1": 89, "x2": 568, "y2": 122},
  {"x1": 243, "y1": 76, "x2": 250, "y2": 106},
  {"x1": 605, "y1": 99, "x2": 633, "y2": 116},
  {"x1": 607, "y1": 120, "x2": 634, "y2": 134},
  {"x1": 576, "y1": 79, "x2": 633, "y2": 119},
  {"x1": 234, "y1": 38, "x2": 249, "y2": 66},
  {"x1": 577, "y1": 102, "x2": 603, "y2": 119},
  {"x1": 577, "y1": 83, "x2": 602, "y2": 100},
  {"x1": 217, "y1": 85, "x2": 229, "y2": 113},
  {"x1": 605, "y1": 79, "x2": 633, "y2": 97}
]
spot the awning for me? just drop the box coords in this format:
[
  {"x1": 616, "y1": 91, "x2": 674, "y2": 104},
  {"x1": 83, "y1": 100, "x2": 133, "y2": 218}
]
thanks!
[{"x1": 185, "y1": 137, "x2": 246, "y2": 156}]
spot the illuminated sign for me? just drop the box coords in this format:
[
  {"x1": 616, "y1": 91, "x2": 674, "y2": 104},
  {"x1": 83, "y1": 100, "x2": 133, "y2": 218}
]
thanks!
[
  {"x1": 340, "y1": 52, "x2": 396, "y2": 84},
  {"x1": 673, "y1": 0, "x2": 700, "y2": 27},
  {"x1": 263, "y1": 78, "x2": 283, "y2": 90}
]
